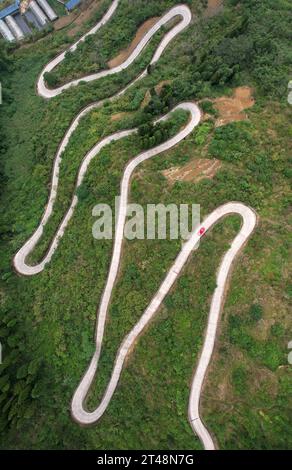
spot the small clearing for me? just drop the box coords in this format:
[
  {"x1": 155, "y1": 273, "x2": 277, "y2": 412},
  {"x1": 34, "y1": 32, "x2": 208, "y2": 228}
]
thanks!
[
  {"x1": 213, "y1": 86, "x2": 255, "y2": 127},
  {"x1": 205, "y1": 0, "x2": 224, "y2": 18},
  {"x1": 155, "y1": 80, "x2": 171, "y2": 95},
  {"x1": 110, "y1": 111, "x2": 131, "y2": 122},
  {"x1": 141, "y1": 90, "x2": 151, "y2": 109},
  {"x1": 162, "y1": 158, "x2": 221, "y2": 184},
  {"x1": 55, "y1": 0, "x2": 103, "y2": 36}
]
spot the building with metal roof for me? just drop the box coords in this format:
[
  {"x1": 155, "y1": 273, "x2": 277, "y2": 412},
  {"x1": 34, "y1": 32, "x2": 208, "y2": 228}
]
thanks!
[
  {"x1": 0, "y1": 2, "x2": 19, "y2": 20},
  {"x1": 65, "y1": 0, "x2": 81, "y2": 12},
  {"x1": 0, "y1": 0, "x2": 58, "y2": 41}
]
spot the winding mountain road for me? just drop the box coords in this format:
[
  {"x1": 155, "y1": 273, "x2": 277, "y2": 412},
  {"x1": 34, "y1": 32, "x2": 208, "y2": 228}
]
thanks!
[
  {"x1": 37, "y1": 3, "x2": 192, "y2": 99},
  {"x1": 13, "y1": 0, "x2": 257, "y2": 450}
]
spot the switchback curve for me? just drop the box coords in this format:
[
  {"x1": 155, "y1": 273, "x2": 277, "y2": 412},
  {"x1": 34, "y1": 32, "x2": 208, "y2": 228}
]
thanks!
[
  {"x1": 38, "y1": 3, "x2": 192, "y2": 99},
  {"x1": 13, "y1": 0, "x2": 257, "y2": 450}
]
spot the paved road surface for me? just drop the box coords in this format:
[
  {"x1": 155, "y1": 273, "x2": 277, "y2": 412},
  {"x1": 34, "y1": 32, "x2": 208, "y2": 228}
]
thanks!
[
  {"x1": 14, "y1": 4, "x2": 193, "y2": 275},
  {"x1": 13, "y1": 0, "x2": 257, "y2": 450},
  {"x1": 37, "y1": 3, "x2": 192, "y2": 99}
]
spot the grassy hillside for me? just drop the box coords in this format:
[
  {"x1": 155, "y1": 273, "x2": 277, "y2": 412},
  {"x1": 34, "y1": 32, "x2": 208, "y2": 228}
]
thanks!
[{"x1": 0, "y1": 0, "x2": 291, "y2": 449}]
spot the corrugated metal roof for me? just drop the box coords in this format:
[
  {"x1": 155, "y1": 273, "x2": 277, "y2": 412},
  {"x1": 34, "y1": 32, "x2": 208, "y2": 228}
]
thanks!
[
  {"x1": 0, "y1": 2, "x2": 19, "y2": 20},
  {"x1": 65, "y1": 0, "x2": 81, "y2": 11}
]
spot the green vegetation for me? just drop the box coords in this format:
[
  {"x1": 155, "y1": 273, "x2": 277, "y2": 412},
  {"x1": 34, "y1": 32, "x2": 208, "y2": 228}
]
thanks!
[
  {"x1": 0, "y1": 0, "x2": 291, "y2": 450},
  {"x1": 47, "y1": 0, "x2": 67, "y2": 17}
]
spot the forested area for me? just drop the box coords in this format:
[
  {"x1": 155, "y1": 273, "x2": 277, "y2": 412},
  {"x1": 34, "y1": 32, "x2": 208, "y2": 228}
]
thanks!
[{"x1": 0, "y1": 0, "x2": 291, "y2": 450}]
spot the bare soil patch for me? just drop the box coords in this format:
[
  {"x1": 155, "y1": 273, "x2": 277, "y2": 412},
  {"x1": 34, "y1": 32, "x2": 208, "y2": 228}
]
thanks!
[
  {"x1": 217, "y1": 374, "x2": 231, "y2": 401},
  {"x1": 162, "y1": 158, "x2": 221, "y2": 184},
  {"x1": 55, "y1": 0, "x2": 103, "y2": 36},
  {"x1": 110, "y1": 111, "x2": 131, "y2": 122},
  {"x1": 108, "y1": 17, "x2": 160, "y2": 68},
  {"x1": 141, "y1": 90, "x2": 151, "y2": 109},
  {"x1": 155, "y1": 80, "x2": 171, "y2": 95},
  {"x1": 250, "y1": 367, "x2": 278, "y2": 398},
  {"x1": 205, "y1": 0, "x2": 224, "y2": 18},
  {"x1": 214, "y1": 86, "x2": 255, "y2": 127},
  {"x1": 54, "y1": 14, "x2": 76, "y2": 32},
  {"x1": 140, "y1": 81, "x2": 171, "y2": 110}
]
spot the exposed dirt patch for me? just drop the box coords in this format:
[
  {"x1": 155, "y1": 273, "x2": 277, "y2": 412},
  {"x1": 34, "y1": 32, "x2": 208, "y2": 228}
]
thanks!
[
  {"x1": 205, "y1": 0, "x2": 224, "y2": 18},
  {"x1": 54, "y1": 14, "x2": 76, "y2": 32},
  {"x1": 250, "y1": 367, "x2": 278, "y2": 398},
  {"x1": 162, "y1": 158, "x2": 221, "y2": 184},
  {"x1": 217, "y1": 374, "x2": 231, "y2": 401},
  {"x1": 139, "y1": 81, "x2": 171, "y2": 110},
  {"x1": 108, "y1": 17, "x2": 160, "y2": 68},
  {"x1": 213, "y1": 86, "x2": 255, "y2": 127},
  {"x1": 55, "y1": 0, "x2": 103, "y2": 36},
  {"x1": 110, "y1": 111, "x2": 132, "y2": 122},
  {"x1": 70, "y1": 0, "x2": 103, "y2": 31},
  {"x1": 141, "y1": 90, "x2": 151, "y2": 109},
  {"x1": 155, "y1": 80, "x2": 171, "y2": 95}
]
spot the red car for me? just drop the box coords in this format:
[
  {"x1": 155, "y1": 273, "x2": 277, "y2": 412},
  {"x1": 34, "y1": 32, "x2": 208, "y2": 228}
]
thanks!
[{"x1": 198, "y1": 227, "x2": 206, "y2": 236}]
